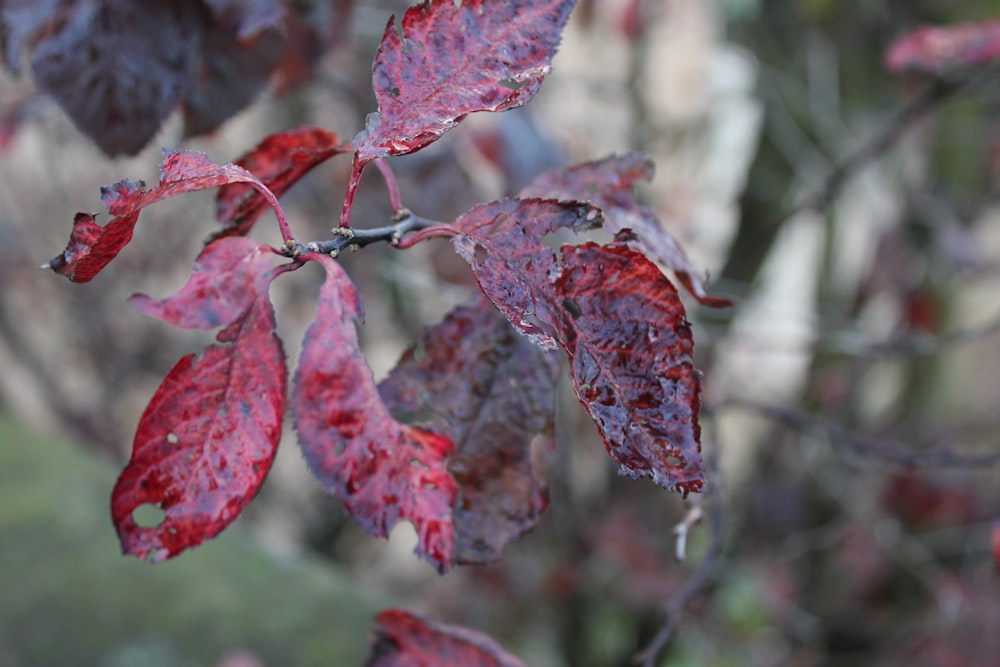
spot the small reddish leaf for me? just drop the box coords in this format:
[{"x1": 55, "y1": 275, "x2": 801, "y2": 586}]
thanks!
[
  {"x1": 215, "y1": 127, "x2": 351, "y2": 239},
  {"x1": 129, "y1": 237, "x2": 276, "y2": 329},
  {"x1": 379, "y1": 297, "x2": 558, "y2": 565},
  {"x1": 292, "y1": 254, "x2": 459, "y2": 571},
  {"x1": 47, "y1": 150, "x2": 277, "y2": 282},
  {"x1": 886, "y1": 20, "x2": 1000, "y2": 75},
  {"x1": 27, "y1": 0, "x2": 200, "y2": 156},
  {"x1": 520, "y1": 153, "x2": 733, "y2": 307},
  {"x1": 368, "y1": 609, "x2": 527, "y2": 667},
  {"x1": 353, "y1": 0, "x2": 575, "y2": 160},
  {"x1": 111, "y1": 293, "x2": 287, "y2": 562},
  {"x1": 450, "y1": 200, "x2": 704, "y2": 494}
]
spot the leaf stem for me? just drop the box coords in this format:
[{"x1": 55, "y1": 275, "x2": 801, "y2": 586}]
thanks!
[
  {"x1": 248, "y1": 181, "x2": 294, "y2": 243},
  {"x1": 373, "y1": 158, "x2": 404, "y2": 213},
  {"x1": 339, "y1": 155, "x2": 368, "y2": 228},
  {"x1": 285, "y1": 211, "x2": 449, "y2": 258}
]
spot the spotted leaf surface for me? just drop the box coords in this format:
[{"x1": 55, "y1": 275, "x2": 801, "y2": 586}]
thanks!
[
  {"x1": 291, "y1": 253, "x2": 459, "y2": 571},
  {"x1": 111, "y1": 291, "x2": 287, "y2": 562}
]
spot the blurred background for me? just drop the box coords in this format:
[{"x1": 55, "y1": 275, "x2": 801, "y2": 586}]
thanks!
[{"x1": 1, "y1": 0, "x2": 999, "y2": 665}]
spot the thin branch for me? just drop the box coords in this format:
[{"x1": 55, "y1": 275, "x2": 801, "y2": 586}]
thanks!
[
  {"x1": 777, "y1": 66, "x2": 996, "y2": 224},
  {"x1": 283, "y1": 211, "x2": 447, "y2": 258},
  {"x1": 724, "y1": 398, "x2": 1000, "y2": 469},
  {"x1": 636, "y1": 422, "x2": 726, "y2": 667}
]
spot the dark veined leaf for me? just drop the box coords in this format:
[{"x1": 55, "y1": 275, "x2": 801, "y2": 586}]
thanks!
[
  {"x1": 520, "y1": 153, "x2": 733, "y2": 307},
  {"x1": 181, "y1": 18, "x2": 284, "y2": 139},
  {"x1": 291, "y1": 253, "x2": 459, "y2": 571},
  {"x1": 129, "y1": 236, "x2": 277, "y2": 329},
  {"x1": 46, "y1": 150, "x2": 280, "y2": 282},
  {"x1": 111, "y1": 282, "x2": 287, "y2": 562},
  {"x1": 353, "y1": 0, "x2": 575, "y2": 160},
  {"x1": 449, "y1": 199, "x2": 704, "y2": 495},
  {"x1": 26, "y1": 0, "x2": 200, "y2": 156},
  {"x1": 367, "y1": 609, "x2": 527, "y2": 667},
  {"x1": 886, "y1": 19, "x2": 1000, "y2": 75},
  {"x1": 379, "y1": 297, "x2": 558, "y2": 565},
  {"x1": 214, "y1": 127, "x2": 350, "y2": 239}
]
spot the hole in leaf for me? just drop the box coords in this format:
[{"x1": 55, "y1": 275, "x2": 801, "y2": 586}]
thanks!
[
  {"x1": 498, "y1": 77, "x2": 528, "y2": 91},
  {"x1": 665, "y1": 456, "x2": 683, "y2": 467},
  {"x1": 166, "y1": 432, "x2": 179, "y2": 444},
  {"x1": 132, "y1": 503, "x2": 166, "y2": 528},
  {"x1": 562, "y1": 297, "x2": 583, "y2": 319}
]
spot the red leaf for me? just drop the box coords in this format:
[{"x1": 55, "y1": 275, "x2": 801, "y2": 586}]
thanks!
[
  {"x1": 214, "y1": 127, "x2": 351, "y2": 240},
  {"x1": 291, "y1": 254, "x2": 459, "y2": 571},
  {"x1": 886, "y1": 20, "x2": 1000, "y2": 74},
  {"x1": 367, "y1": 609, "x2": 527, "y2": 667},
  {"x1": 450, "y1": 200, "x2": 704, "y2": 495},
  {"x1": 353, "y1": 0, "x2": 575, "y2": 160},
  {"x1": 111, "y1": 292, "x2": 287, "y2": 562},
  {"x1": 379, "y1": 297, "x2": 558, "y2": 565},
  {"x1": 129, "y1": 237, "x2": 277, "y2": 329},
  {"x1": 520, "y1": 153, "x2": 733, "y2": 307},
  {"x1": 25, "y1": 0, "x2": 200, "y2": 156},
  {"x1": 47, "y1": 150, "x2": 278, "y2": 282}
]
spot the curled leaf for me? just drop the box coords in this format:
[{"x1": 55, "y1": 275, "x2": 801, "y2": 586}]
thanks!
[
  {"x1": 520, "y1": 153, "x2": 733, "y2": 307},
  {"x1": 886, "y1": 20, "x2": 1000, "y2": 75},
  {"x1": 129, "y1": 237, "x2": 276, "y2": 329},
  {"x1": 47, "y1": 150, "x2": 278, "y2": 282}
]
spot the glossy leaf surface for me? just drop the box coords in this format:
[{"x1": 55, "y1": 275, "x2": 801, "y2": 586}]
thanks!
[
  {"x1": 353, "y1": 0, "x2": 575, "y2": 160},
  {"x1": 450, "y1": 200, "x2": 704, "y2": 494},
  {"x1": 379, "y1": 297, "x2": 558, "y2": 564},
  {"x1": 292, "y1": 254, "x2": 459, "y2": 570},
  {"x1": 129, "y1": 237, "x2": 276, "y2": 329},
  {"x1": 47, "y1": 150, "x2": 276, "y2": 282},
  {"x1": 520, "y1": 153, "x2": 733, "y2": 307},
  {"x1": 111, "y1": 291, "x2": 287, "y2": 561},
  {"x1": 886, "y1": 19, "x2": 1000, "y2": 74},
  {"x1": 367, "y1": 609, "x2": 527, "y2": 667},
  {"x1": 215, "y1": 127, "x2": 350, "y2": 239}
]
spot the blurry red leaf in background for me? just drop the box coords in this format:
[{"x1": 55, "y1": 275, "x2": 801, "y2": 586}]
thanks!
[
  {"x1": 886, "y1": 19, "x2": 1000, "y2": 74},
  {"x1": 367, "y1": 609, "x2": 527, "y2": 667},
  {"x1": 214, "y1": 127, "x2": 351, "y2": 239}
]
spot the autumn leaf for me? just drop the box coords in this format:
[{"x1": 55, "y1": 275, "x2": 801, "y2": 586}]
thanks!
[
  {"x1": 111, "y1": 291, "x2": 287, "y2": 562},
  {"x1": 367, "y1": 609, "x2": 527, "y2": 667},
  {"x1": 520, "y1": 153, "x2": 733, "y2": 307},
  {"x1": 449, "y1": 199, "x2": 704, "y2": 495},
  {"x1": 291, "y1": 253, "x2": 459, "y2": 571},
  {"x1": 353, "y1": 0, "x2": 576, "y2": 160},
  {"x1": 886, "y1": 19, "x2": 1000, "y2": 75},
  {"x1": 379, "y1": 297, "x2": 558, "y2": 565},
  {"x1": 23, "y1": 0, "x2": 200, "y2": 155},
  {"x1": 214, "y1": 127, "x2": 351, "y2": 240},
  {"x1": 47, "y1": 150, "x2": 283, "y2": 282},
  {"x1": 129, "y1": 237, "x2": 277, "y2": 329}
]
